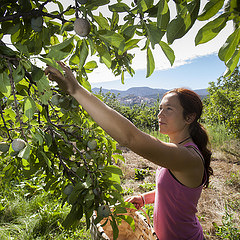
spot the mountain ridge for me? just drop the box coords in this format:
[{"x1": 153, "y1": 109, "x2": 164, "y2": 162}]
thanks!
[{"x1": 92, "y1": 86, "x2": 208, "y2": 98}]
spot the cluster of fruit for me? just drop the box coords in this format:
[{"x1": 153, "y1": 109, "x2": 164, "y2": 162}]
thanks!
[{"x1": 0, "y1": 139, "x2": 26, "y2": 153}]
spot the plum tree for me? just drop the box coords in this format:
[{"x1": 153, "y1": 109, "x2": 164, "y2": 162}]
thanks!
[{"x1": 0, "y1": 0, "x2": 239, "y2": 239}]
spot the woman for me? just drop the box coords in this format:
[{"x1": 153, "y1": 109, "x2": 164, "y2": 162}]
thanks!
[{"x1": 45, "y1": 62, "x2": 212, "y2": 240}]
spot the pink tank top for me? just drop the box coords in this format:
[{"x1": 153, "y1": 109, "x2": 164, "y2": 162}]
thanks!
[{"x1": 153, "y1": 142, "x2": 205, "y2": 240}]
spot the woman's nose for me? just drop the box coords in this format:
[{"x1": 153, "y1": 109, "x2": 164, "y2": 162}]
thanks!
[{"x1": 158, "y1": 110, "x2": 163, "y2": 118}]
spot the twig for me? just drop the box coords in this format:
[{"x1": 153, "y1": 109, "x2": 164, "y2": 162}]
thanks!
[
  {"x1": 7, "y1": 61, "x2": 27, "y2": 142},
  {"x1": 0, "y1": 99, "x2": 12, "y2": 140},
  {"x1": 55, "y1": 151, "x2": 78, "y2": 185},
  {"x1": 0, "y1": 7, "x2": 75, "y2": 24},
  {"x1": 39, "y1": 0, "x2": 52, "y2": 11},
  {"x1": 44, "y1": 105, "x2": 95, "y2": 185}
]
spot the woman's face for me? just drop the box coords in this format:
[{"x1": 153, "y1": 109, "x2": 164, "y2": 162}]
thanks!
[{"x1": 158, "y1": 93, "x2": 188, "y2": 136}]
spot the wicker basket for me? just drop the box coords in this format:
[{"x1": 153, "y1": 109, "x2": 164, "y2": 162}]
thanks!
[{"x1": 90, "y1": 208, "x2": 158, "y2": 240}]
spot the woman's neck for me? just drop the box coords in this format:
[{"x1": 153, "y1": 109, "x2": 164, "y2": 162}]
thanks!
[{"x1": 169, "y1": 132, "x2": 191, "y2": 145}]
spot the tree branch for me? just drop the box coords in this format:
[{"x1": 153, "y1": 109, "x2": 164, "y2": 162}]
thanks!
[
  {"x1": 39, "y1": 0, "x2": 52, "y2": 11},
  {"x1": 0, "y1": 6, "x2": 75, "y2": 24},
  {"x1": 7, "y1": 61, "x2": 27, "y2": 142},
  {"x1": 0, "y1": 99, "x2": 12, "y2": 140}
]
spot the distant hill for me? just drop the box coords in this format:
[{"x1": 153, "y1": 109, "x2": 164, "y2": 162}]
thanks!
[{"x1": 92, "y1": 87, "x2": 208, "y2": 99}]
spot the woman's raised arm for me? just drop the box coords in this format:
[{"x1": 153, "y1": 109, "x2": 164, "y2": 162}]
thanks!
[
  {"x1": 45, "y1": 62, "x2": 199, "y2": 172},
  {"x1": 45, "y1": 62, "x2": 142, "y2": 148}
]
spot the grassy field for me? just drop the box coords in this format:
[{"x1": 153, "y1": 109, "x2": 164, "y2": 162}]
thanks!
[{"x1": 0, "y1": 124, "x2": 239, "y2": 239}]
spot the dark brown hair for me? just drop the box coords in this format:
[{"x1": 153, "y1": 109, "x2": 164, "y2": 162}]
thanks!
[{"x1": 165, "y1": 88, "x2": 213, "y2": 188}]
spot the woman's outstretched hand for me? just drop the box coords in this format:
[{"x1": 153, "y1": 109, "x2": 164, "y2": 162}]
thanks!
[
  {"x1": 44, "y1": 61, "x2": 80, "y2": 95},
  {"x1": 125, "y1": 195, "x2": 144, "y2": 210}
]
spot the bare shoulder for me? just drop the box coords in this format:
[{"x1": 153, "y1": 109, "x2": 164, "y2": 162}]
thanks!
[{"x1": 171, "y1": 145, "x2": 205, "y2": 188}]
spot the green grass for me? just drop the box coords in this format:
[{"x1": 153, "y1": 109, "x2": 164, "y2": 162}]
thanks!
[
  {"x1": 204, "y1": 123, "x2": 235, "y2": 148},
  {"x1": 0, "y1": 180, "x2": 91, "y2": 240}
]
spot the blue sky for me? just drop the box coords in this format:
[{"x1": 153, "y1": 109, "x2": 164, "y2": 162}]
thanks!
[{"x1": 90, "y1": 54, "x2": 226, "y2": 91}]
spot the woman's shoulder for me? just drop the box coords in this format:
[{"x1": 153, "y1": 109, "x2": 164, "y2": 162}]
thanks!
[{"x1": 183, "y1": 142, "x2": 204, "y2": 162}]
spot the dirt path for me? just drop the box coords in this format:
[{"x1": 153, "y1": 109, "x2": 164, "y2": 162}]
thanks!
[{"x1": 117, "y1": 147, "x2": 240, "y2": 239}]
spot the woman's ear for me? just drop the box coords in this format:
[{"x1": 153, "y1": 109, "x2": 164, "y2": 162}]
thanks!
[{"x1": 185, "y1": 113, "x2": 196, "y2": 125}]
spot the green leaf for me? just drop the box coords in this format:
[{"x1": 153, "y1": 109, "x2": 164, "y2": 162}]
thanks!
[
  {"x1": 69, "y1": 54, "x2": 80, "y2": 65},
  {"x1": 32, "y1": 129, "x2": 44, "y2": 145},
  {"x1": 84, "y1": 60, "x2": 98, "y2": 72},
  {"x1": 79, "y1": 77, "x2": 92, "y2": 92},
  {"x1": 63, "y1": 8, "x2": 75, "y2": 16},
  {"x1": 112, "y1": 153, "x2": 125, "y2": 163},
  {"x1": 159, "y1": 41, "x2": 175, "y2": 66},
  {"x1": 103, "y1": 165, "x2": 122, "y2": 176},
  {"x1": 94, "y1": 13, "x2": 110, "y2": 30},
  {"x1": 40, "y1": 151, "x2": 52, "y2": 169},
  {"x1": 110, "y1": 216, "x2": 119, "y2": 240},
  {"x1": 122, "y1": 25, "x2": 137, "y2": 40},
  {"x1": 0, "y1": 72, "x2": 11, "y2": 97},
  {"x1": 60, "y1": 22, "x2": 74, "y2": 34},
  {"x1": 12, "y1": 64, "x2": 25, "y2": 83},
  {"x1": 124, "y1": 39, "x2": 140, "y2": 52},
  {"x1": 18, "y1": 144, "x2": 31, "y2": 160},
  {"x1": 157, "y1": 0, "x2": 170, "y2": 30},
  {"x1": 136, "y1": 0, "x2": 154, "y2": 13},
  {"x1": 46, "y1": 36, "x2": 74, "y2": 60},
  {"x1": 108, "y1": 3, "x2": 130, "y2": 12},
  {"x1": 118, "y1": 214, "x2": 135, "y2": 231},
  {"x1": 96, "y1": 45, "x2": 112, "y2": 68},
  {"x1": 36, "y1": 75, "x2": 52, "y2": 105},
  {"x1": 62, "y1": 204, "x2": 83, "y2": 229},
  {"x1": 188, "y1": 0, "x2": 201, "y2": 21},
  {"x1": 224, "y1": 48, "x2": 240, "y2": 76},
  {"x1": 198, "y1": 0, "x2": 225, "y2": 21},
  {"x1": 38, "y1": 57, "x2": 64, "y2": 74},
  {"x1": 85, "y1": 0, "x2": 110, "y2": 10},
  {"x1": 14, "y1": 42, "x2": 30, "y2": 57},
  {"x1": 146, "y1": 24, "x2": 164, "y2": 48},
  {"x1": 167, "y1": 0, "x2": 200, "y2": 44},
  {"x1": 146, "y1": 47, "x2": 155, "y2": 78},
  {"x1": 98, "y1": 30, "x2": 125, "y2": 52},
  {"x1": 79, "y1": 39, "x2": 89, "y2": 70},
  {"x1": 121, "y1": 70, "x2": 124, "y2": 84},
  {"x1": 167, "y1": 16, "x2": 186, "y2": 44},
  {"x1": 56, "y1": 1, "x2": 64, "y2": 12},
  {"x1": 31, "y1": 65, "x2": 44, "y2": 82},
  {"x1": 24, "y1": 96, "x2": 36, "y2": 119},
  {"x1": 218, "y1": 27, "x2": 240, "y2": 62},
  {"x1": 195, "y1": 13, "x2": 228, "y2": 45},
  {"x1": 0, "y1": 43, "x2": 16, "y2": 56},
  {"x1": 4, "y1": 109, "x2": 16, "y2": 120},
  {"x1": 158, "y1": 0, "x2": 168, "y2": 15}
]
